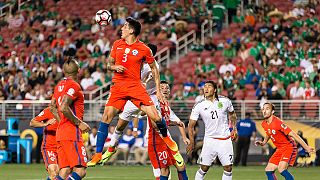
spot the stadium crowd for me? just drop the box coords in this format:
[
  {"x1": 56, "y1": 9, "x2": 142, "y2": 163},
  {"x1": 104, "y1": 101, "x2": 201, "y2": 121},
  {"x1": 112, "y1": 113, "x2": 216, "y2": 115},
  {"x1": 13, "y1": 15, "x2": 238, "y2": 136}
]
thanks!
[
  {"x1": 169, "y1": 0, "x2": 320, "y2": 104},
  {"x1": 0, "y1": 0, "x2": 204, "y2": 100},
  {"x1": 0, "y1": 0, "x2": 319, "y2": 103}
]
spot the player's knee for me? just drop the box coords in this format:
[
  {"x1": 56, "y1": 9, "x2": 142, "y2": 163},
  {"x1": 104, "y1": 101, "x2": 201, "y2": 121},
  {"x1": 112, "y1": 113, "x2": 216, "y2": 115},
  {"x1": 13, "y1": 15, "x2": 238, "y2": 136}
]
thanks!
[
  {"x1": 160, "y1": 167, "x2": 170, "y2": 176},
  {"x1": 102, "y1": 111, "x2": 113, "y2": 123},
  {"x1": 277, "y1": 166, "x2": 286, "y2": 173},
  {"x1": 223, "y1": 165, "x2": 232, "y2": 172},
  {"x1": 200, "y1": 165, "x2": 209, "y2": 172}
]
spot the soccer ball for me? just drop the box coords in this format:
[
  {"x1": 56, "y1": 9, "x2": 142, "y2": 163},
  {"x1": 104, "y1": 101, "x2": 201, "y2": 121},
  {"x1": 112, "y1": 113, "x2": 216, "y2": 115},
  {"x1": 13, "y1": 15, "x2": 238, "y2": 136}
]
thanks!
[{"x1": 95, "y1": 10, "x2": 112, "y2": 26}]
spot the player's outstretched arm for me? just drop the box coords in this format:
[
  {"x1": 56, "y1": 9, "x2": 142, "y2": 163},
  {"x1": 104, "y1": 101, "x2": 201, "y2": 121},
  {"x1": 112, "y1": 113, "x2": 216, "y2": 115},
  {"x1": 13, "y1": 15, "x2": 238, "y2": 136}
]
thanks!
[
  {"x1": 169, "y1": 119, "x2": 190, "y2": 145},
  {"x1": 289, "y1": 131, "x2": 315, "y2": 153},
  {"x1": 30, "y1": 118, "x2": 56, "y2": 127},
  {"x1": 187, "y1": 119, "x2": 197, "y2": 154},
  {"x1": 149, "y1": 61, "x2": 164, "y2": 103},
  {"x1": 255, "y1": 135, "x2": 270, "y2": 146},
  {"x1": 60, "y1": 95, "x2": 91, "y2": 132},
  {"x1": 50, "y1": 98, "x2": 61, "y2": 122}
]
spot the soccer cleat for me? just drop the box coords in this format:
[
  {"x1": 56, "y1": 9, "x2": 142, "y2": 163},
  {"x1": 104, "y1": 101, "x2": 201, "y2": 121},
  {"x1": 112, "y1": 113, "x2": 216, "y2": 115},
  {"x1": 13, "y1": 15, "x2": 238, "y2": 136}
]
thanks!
[
  {"x1": 87, "y1": 153, "x2": 102, "y2": 167},
  {"x1": 162, "y1": 136, "x2": 179, "y2": 152},
  {"x1": 173, "y1": 151, "x2": 184, "y2": 167},
  {"x1": 101, "y1": 146, "x2": 117, "y2": 165}
]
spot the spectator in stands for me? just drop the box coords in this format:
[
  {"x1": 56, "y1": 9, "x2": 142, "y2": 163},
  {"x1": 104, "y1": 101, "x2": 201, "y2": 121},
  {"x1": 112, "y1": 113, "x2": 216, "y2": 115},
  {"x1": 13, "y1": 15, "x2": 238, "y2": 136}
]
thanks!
[
  {"x1": 47, "y1": 63, "x2": 63, "y2": 84},
  {"x1": 219, "y1": 58, "x2": 236, "y2": 75},
  {"x1": 290, "y1": 80, "x2": 304, "y2": 99},
  {"x1": 209, "y1": 0, "x2": 226, "y2": 33},
  {"x1": 233, "y1": 9, "x2": 244, "y2": 24},
  {"x1": 313, "y1": 69, "x2": 320, "y2": 96},
  {"x1": 204, "y1": 38, "x2": 217, "y2": 51},
  {"x1": 266, "y1": 41, "x2": 278, "y2": 59},
  {"x1": 256, "y1": 80, "x2": 272, "y2": 99},
  {"x1": 238, "y1": 44, "x2": 250, "y2": 61},
  {"x1": 6, "y1": 51, "x2": 19, "y2": 69},
  {"x1": 88, "y1": 126, "x2": 98, "y2": 159},
  {"x1": 303, "y1": 80, "x2": 315, "y2": 99},
  {"x1": 269, "y1": 53, "x2": 283, "y2": 66},
  {"x1": 7, "y1": 89, "x2": 22, "y2": 100},
  {"x1": 223, "y1": 43, "x2": 236, "y2": 58},
  {"x1": 160, "y1": 68, "x2": 174, "y2": 87},
  {"x1": 195, "y1": 88, "x2": 204, "y2": 103},
  {"x1": 269, "y1": 86, "x2": 283, "y2": 100},
  {"x1": 81, "y1": 69, "x2": 94, "y2": 90},
  {"x1": 0, "y1": 90, "x2": 6, "y2": 100},
  {"x1": 109, "y1": 128, "x2": 135, "y2": 165},
  {"x1": 223, "y1": 70, "x2": 234, "y2": 90},
  {"x1": 246, "y1": 63, "x2": 260, "y2": 89},
  {"x1": 129, "y1": 120, "x2": 148, "y2": 165},
  {"x1": 91, "y1": 66, "x2": 104, "y2": 86},
  {"x1": 183, "y1": 75, "x2": 196, "y2": 94}
]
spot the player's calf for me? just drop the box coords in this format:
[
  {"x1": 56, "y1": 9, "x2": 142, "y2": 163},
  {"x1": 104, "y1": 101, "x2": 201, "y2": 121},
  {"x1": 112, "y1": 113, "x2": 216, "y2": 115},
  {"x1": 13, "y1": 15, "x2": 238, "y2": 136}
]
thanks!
[{"x1": 47, "y1": 164, "x2": 59, "y2": 180}]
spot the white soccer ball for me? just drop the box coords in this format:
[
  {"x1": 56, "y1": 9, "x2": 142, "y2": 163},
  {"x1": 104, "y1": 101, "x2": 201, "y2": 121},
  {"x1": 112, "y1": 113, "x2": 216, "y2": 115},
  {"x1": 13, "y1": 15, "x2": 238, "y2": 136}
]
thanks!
[{"x1": 95, "y1": 9, "x2": 112, "y2": 26}]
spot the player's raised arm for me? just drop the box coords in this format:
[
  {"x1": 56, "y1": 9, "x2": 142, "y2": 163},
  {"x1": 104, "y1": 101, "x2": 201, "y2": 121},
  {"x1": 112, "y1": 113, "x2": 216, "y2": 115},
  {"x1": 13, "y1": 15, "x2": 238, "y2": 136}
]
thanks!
[
  {"x1": 30, "y1": 108, "x2": 56, "y2": 127},
  {"x1": 50, "y1": 98, "x2": 61, "y2": 122},
  {"x1": 288, "y1": 131, "x2": 315, "y2": 153},
  {"x1": 60, "y1": 95, "x2": 90, "y2": 132},
  {"x1": 149, "y1": 61, "x2": 164, "y2": 103}
]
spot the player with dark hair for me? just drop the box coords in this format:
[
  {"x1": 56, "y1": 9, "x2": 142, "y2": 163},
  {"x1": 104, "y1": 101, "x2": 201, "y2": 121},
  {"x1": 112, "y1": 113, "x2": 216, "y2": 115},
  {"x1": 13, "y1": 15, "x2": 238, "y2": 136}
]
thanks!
[
  {"x1": 255, "y1": 102, "x2": 314, "y2": 180},
  {"x1": 88, "y1": 17, "x2": 175, "y2": 166},
  {"x1": 50, "y1": 58, "x2": 91, "y2": 180},
  {"x1": 188, "y1": 80, "x2": 237, "y2": 180},
  {"x1": 30, "y1": 108, "x2": 59, "y2": 180}
]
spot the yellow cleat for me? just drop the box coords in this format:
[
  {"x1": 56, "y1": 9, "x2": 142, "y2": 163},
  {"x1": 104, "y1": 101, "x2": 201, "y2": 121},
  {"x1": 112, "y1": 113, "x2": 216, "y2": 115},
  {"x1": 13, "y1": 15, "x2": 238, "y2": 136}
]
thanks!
[
  {"x1": 173, "y1": 151, "x2": 184, "y2": 167},
  {"x1": 87, "y1": 153, "x2": 102, "y2": 167},
  {"x1": 101, "y1": 147, "x2": 117, "y2": 165}
]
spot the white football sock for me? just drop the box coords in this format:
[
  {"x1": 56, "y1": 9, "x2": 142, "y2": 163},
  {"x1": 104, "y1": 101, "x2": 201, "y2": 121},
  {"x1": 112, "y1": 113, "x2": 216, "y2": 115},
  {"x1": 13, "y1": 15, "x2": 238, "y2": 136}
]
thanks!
[
  {"x1": 195, "y1": 168, "x2": 206, "y2": 180},
  {"x1": 222, "y1": 170, "x2": 232, "y2": 180}
]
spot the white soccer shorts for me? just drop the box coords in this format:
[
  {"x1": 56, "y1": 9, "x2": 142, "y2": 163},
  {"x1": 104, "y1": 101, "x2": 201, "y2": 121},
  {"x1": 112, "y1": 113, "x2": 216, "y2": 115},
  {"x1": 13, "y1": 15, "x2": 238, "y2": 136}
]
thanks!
[
  {"x1": 119, "y1": 94, "x2": 159, "y2": 121},
  {"x1": 197, "y1": 137, "x2": 234, "y2": 166}
]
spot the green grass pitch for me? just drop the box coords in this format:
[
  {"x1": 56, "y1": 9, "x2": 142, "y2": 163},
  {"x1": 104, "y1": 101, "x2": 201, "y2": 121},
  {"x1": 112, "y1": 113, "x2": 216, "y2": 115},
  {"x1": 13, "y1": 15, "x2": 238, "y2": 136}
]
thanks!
[{"x1": 0, "y1": 164, "x2": 319, "y2": 180}]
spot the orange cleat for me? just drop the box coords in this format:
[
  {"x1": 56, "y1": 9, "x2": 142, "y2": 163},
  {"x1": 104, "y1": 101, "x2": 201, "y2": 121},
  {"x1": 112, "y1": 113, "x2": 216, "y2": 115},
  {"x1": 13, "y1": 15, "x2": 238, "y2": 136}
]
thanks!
[{"x1": 87, "y1": 153, "x2": 102, "y2": 167}]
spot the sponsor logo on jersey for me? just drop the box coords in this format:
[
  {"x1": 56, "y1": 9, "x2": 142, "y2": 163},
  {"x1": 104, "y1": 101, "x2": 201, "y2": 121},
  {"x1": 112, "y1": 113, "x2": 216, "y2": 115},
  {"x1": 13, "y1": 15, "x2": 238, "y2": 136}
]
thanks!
[
  {"x1": 125, "y1": 48, "x2": 130, "y2": 54},
  {"x1": 132, "y1": 49, "x2": 138, "y2": 56}
]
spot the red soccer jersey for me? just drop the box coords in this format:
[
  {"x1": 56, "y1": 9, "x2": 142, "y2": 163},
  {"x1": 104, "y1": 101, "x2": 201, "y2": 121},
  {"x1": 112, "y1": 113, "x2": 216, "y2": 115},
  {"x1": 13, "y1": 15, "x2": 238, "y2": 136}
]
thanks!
[
  {"x1": 148, "y1": 102, "x2": 171, "y2": 145},
  {"x1": 109, "y1": 39, "x2": 155, "y2": 83},
  {"x1": 53, "y1": 77, "x2": 84, "y2": 142},
  {"x1": 261, "y1": 116, "x2": 296, "y2": 148},
  {"x1": 34, "y1": 107, "x2": 58, "y2": 150}
]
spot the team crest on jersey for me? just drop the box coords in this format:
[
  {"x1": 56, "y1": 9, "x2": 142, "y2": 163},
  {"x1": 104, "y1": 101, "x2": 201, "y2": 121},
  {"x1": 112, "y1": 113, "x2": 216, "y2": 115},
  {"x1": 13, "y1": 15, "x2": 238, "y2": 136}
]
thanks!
[
  {"x1": 218, "y1": 102, "x2": 223, "y2": 109},
  {"x1": 67, "y1": 88, "x2": 75, "y2": 96},
  {"x1": 125, "y1": 48, "x2": 130, "y2": 54},
  {"x1": 272, "y1": 130, "x2": 276, "y2": 134},
  {"x1": 163, "y1": 160, "x2": 167, "y2": 165},
  {"x1": 132, "y1": 49, "x2": 138, "y2": 56}
]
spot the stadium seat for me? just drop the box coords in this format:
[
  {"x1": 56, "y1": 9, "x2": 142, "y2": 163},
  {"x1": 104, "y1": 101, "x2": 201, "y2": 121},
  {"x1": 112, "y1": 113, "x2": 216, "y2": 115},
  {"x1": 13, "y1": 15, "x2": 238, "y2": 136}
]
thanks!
[
  {"x1": 234, "y1": 90, "x2": 244, "y2": 100},
  {"x1": 244, "y1": 84, "x2": 255, "y2": 91},
  {"x1": 304, "y1": 102, "x2": 318, "y2": 119},
  {"x1": 289, "y1": 103, "x2": 302, "y2": 119}
]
